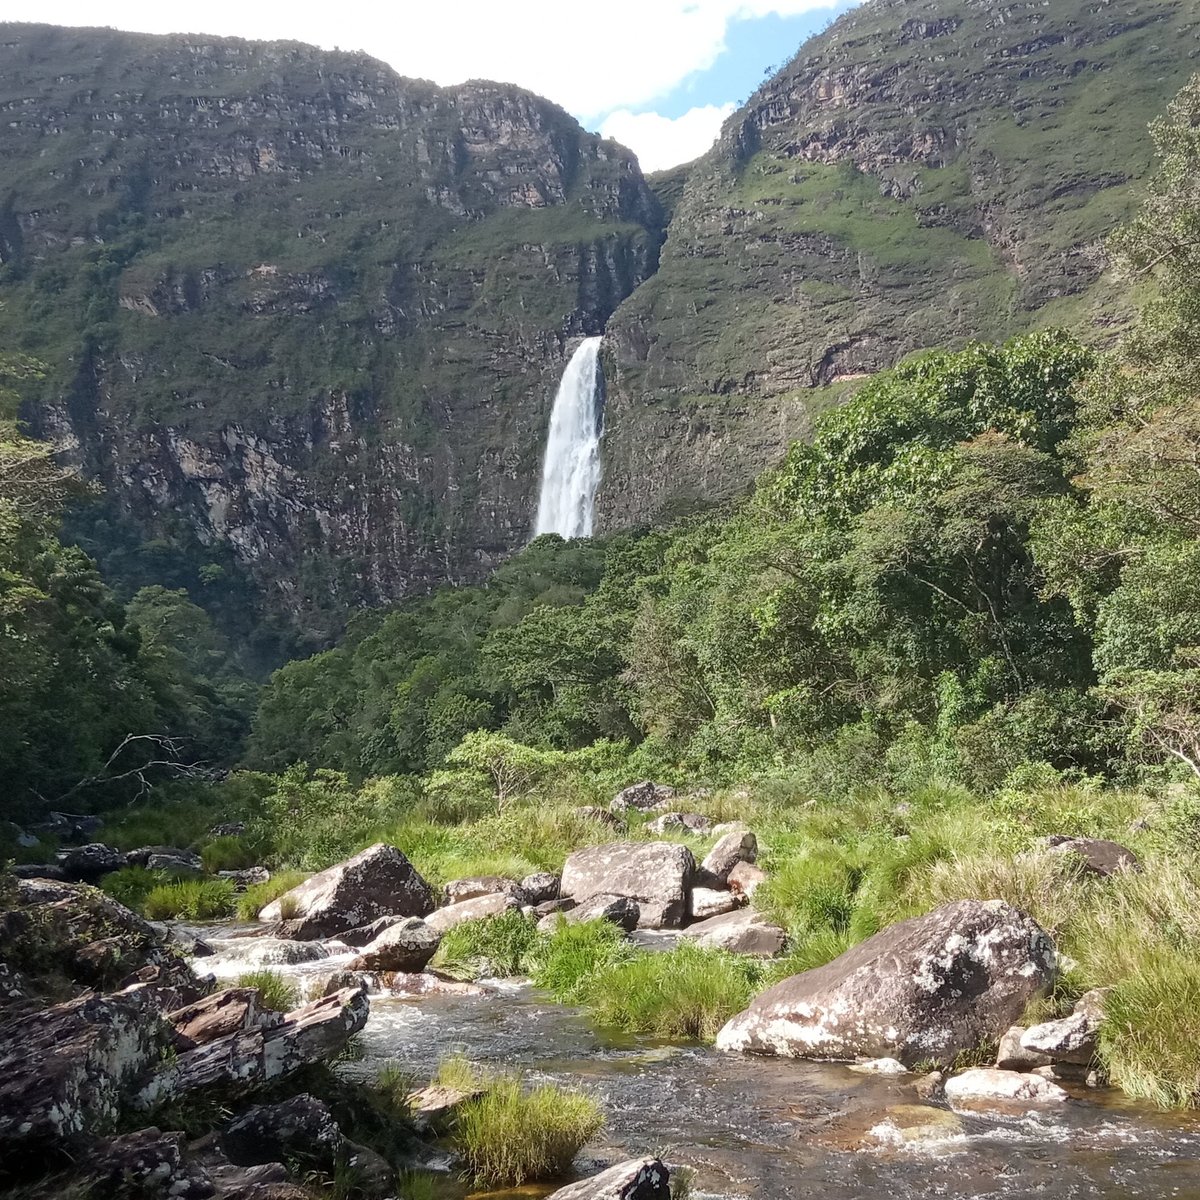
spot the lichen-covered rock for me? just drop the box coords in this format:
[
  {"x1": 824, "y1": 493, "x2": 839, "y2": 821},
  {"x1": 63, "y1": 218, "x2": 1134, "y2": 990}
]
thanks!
[
  {"x1": 0, "y1": 988, "x2": 172, "y2": 1153},
  {"x1": 944, "y1": 1068, "x2": 1069, "y2": 1111},
  {"x1": 347, "y1": 917, "x2": 440, "y2": 973},
  {"x1": 206, "y1": 936, "x2": 331, "y2": 970},
  {"x1": 1042, "y1": 836, "x2": 1140, "y2": 877},
  {"x1": 218, "y1": 866, "x2": 271, "y2": 891},
  {"x1": 425, "y1": 893, "x2": 520, "y2": 934},
  {"x1": 137, "y1": 988, "x2": 370, "y2": 1108},
  {"x1": 89, "y1": 1127, "x2": 213, "y2": 1198},
  {"x1": 520, "y1": 872, "x2": 561, "y2": 904},
  {"x1": 443, "y1": 876, "x2": 528, "y2": 906},
  {"x1": 1020, "y1": 988, "x2": 1108, "y2": 1065},
  {"x1": 338, "y1": 915, "x2": 408, "y2": 948},
  {"x1": 561, "y1": 842, "x2": 694, "y2": 929},
  {"x1": 222, "y1": 1092, "x2": 345, "y2": 1168},
  {"x1": 645, "y1": 812, "x2": 713, "y2": 835},
  {"x1": 545, "y1": 1157, "x2": 670, "y2": 1200},
  {"x1": 700, "y1": 830, "x2": 758, "y2": 883},
  {"x1": 610, "y1": 782, "x2": 676, "y2": 814},
  {"x1": 716, "y1": 900, "x2": 1055, "y2": 1065},
  {"x1": 169, "y1": 988, "x2": 284, "y2": 1049},
  {"x1": 258, "y1": 844, "x2": 432, "y2": 935},
  {"x1": 681, "y1": 908, "x2": 785, "y2": 956}
]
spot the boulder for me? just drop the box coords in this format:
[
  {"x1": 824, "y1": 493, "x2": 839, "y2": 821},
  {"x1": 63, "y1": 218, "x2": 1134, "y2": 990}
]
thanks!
[
  {"x1": 1041, "y1": 835, "x2": 1139, "y2": 877},
  {"x1": 137, "y1": 988, "x2": 370, "y2": 1108},
  {"x1": 425, "y1": 893, "x2": 520, "y2": 934},
  {"x1": 690, "y1": 887, "x2": 741, "y2": 920},
  {"x1": 561, "y1": 841, "x2": 695, "y2": 929},
  {"x1": 701, "y1": 830, "x2": 758, "y2": 883},
  {"x1": 443, "y1": 875, "x2": 528, "y2": 906},
  {"x1": 222, "y1": 1092, "x2": 345, "y2": 1168},
  {"x1": 538, "y1": 894, "x2": 639, "y2": 934},
  {"x1": 9, "y1": 863, "x2": 67, "y2": 882},
  {"x1": 257, "y1": 843, "x2": 433, "y2": 935},
  {"x1": 169, "y1": 988, "x2": 283, "y2": 1049},
  {"x1": 125, "y1": 846, "x2": 203, "y2": 874},
  {"x1": 0, "y1": 988, "x2": 172, "y2": 1153},
  {"x1": 39, "y1": 811, "x2": 104, "y2": 841},
  {"x1": 209, "y1": 821, "x2": 247, "y2": 838},
  {"x1": 55, "y1": 842, "x2": 126, "y2": 882},
  {"x1": 545, "y1": 1157, "x2": 670, "y2": 1200},
  {"x1": 681, "y1": 908, "x2": 785, "y2": 956},
  {"x1": 1020, "y1": 988, "x2": 1108, "y2": 1065},
  {"x1": 339, "y1": 914, "x2": 409, "y2": 948},
  {"x1": 218, "y1": 866, "x2": 271, "y2": 890},
  {"x1": 347, "y1": 917, "x2": 440, "y2": 973},
  {"x1": 716, "y1": 900, "x2": 1055, "y2": 1065},
  {"x1": 996, "y1": 1025, "x2": 1051, "y2": 1072},
  {"x1": 645, "y1": 812, "x2": 713, "y2": 835},
  {"x1": 727, "y1": 861, "x2": 767, "y2": 898},
  {"x1": 317, "y1": 969, "x2": 485, "y2": 999},
  {"x1": 207, "y1": 936, "x2": 331, "y2": 970},
  {"x1": 944, "y1": 1068, "x2": 1069, "y2": 1111},
  {"x1": 610, "y1": 781, "x2": 676, "y2": 814},
  {"x1": 90, "y1": 1128, "x2": 212, "y2": 1199},
  {"x1": 520, "y1": 872, "x2": 561, "y2": 904}
]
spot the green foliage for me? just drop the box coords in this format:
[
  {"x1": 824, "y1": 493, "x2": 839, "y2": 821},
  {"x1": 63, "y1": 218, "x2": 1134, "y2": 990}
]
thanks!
[
  {"x1": 530, "y1": 919, "x2": 635, "y2": 1003},
  {"x1": 432, "y1": 910, "x2": 540, "y2": 979},
  {"x1": 236, "y1": 869, "x2": 308, "y2": 921},
  {"x1": 100, "y1": 865, "x2": 167, "y2": 911},
  {"x1": 200, "y1": 835, "x2": 256, "y2": 873},
  {"x1": 235, "y1": 969, "x2": 300, "y2": 1013},
  {"x1": 143, "y1": 878, "x2": 235, "y2": 920}
]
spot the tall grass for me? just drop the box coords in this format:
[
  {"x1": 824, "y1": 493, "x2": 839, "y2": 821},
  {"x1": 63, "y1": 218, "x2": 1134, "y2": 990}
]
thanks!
[
  {"x1": 100, "y1": 865, "x2": 167, "y2": 911},
  {"x1": 200, "y1": 835, "x2": 257, "y2": 872},
  {"x1": 236, "y1": 870, "x2": 308, "y2": 920},
  {"x1": 530, "y1": 919, "x2": 634, "y2": 1003},
  {"x1": 433, "y1": 910, "x2": 540, "y2": 979},
  {"x1": 143, "y1": 878, "x2": 235, "y2": 920},
  {"x1": 236, "y1": 968, "x2": 300, "y2": 1012}
]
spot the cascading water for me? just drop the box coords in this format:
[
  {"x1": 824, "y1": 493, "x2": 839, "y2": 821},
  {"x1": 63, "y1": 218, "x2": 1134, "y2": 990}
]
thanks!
[{"x1": 534, "y1": 336, "x2": 605, "y2": 538}]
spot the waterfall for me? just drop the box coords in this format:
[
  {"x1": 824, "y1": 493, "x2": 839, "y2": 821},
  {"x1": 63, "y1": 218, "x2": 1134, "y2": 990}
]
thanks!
[{"x1": 534, "y1": 336, "x2": 605, "y2": 539}]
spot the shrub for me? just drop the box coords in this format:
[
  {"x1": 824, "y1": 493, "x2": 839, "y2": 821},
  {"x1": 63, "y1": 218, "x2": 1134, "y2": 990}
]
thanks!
[
  {"x1": 433, "y1": 911, "x2": 539, "y2": 979},
  {"x1": 530, "y1": 919, "x2": 633, "y2": 1003},
  {"x1": 235, "y1": 968, "x2": 299, "y2": 1012},
  {"x1": 439, "y1": 1059, "x2": 603, "y2": 1187},
  {"x1": 580, "y1": 942, "x2": 762, "y2": 1041},
  {"x1": 200, "y1": 835, "x2": 256, "y2": 873},
  {"x1": 143, "y1": 878, "x2": 235, "y2": 920},
  {"x1": 236, "y1": 870, "x2": 308, "y2": 921},
  {"x1": 100, "y1": 865, "x2": 167, "y2": 911}
]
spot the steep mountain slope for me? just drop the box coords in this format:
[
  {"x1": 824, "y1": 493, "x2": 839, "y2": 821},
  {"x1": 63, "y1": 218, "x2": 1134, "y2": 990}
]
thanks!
[
  {"x1": 0, "y1": 23, "x2": 661, "y2": 643},
  {"x1": 598, "y1": 0, "x2": 1198, "y2": 527}
]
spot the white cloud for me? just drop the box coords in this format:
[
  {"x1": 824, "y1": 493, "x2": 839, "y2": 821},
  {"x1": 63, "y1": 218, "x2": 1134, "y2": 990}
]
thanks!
[
  {"x1": 26, "y1": 0, "x2": 843, "y2": 119},
  {"x1": 600, "y1": 103, "x2": 736, "y2": 173}
]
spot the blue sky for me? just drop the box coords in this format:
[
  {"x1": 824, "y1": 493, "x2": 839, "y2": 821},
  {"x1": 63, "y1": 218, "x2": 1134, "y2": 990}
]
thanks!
[{"x1": 26, "y1": 1, "x2": 861, "y2": 171}]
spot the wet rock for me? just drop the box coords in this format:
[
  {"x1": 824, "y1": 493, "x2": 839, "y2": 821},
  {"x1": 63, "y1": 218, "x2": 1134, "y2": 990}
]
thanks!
[
  {"x1": 681, "y1": 908, "x2": 786, "y2": 956},
  {"x1": 443, "y1": 875, "x2": 528, "y2": 905},
  {"x1": 90, "y1": 1127, "x2": 212, "y2": 1198},
  {"x1": 347, "y1": 917, "x2": 440, "y2": 973},
  {"x1": 716, "y1": 900, "x2": 1055, "y2": 1065},
  {"x1": 727, "y1": 861, "x2": 767, "y2": 899},
  {"x1": 545, "y1": 1157, "x2": 670, "y2": 1200},
  {"x1": 218, "y1": 866, "x2": 271, "y2": 891},
  {"x1": 339, "y1": 915, "x2": 409, "y2": 948},
  {"x1": 521, "y1": 872, "x2": 561, "y2": 904},
  {"x1": 0, "y1": 988, "x2": 171, "y2": 1152},
  {"x1": 867, "y1": 1103, "x2": 963, "y2": 1147},
  {"x1": 10, "y1": 862, "x2": 67, "y2": 882},
  {"x1": 701, "y1": 830, "x2": 758, "y2": 883},
  {"x1": 944, "y1": 1068, "x2": 1069, "y2": 1110},
  {"x1": 1041, "y1": 835, "x2": 1140, "y2": 877},
  {"x1": 575, "y1": 806, "x2": 624, "y2": 829},
  {"x1": 997, "y1": 1024, "x2": 1051, "y2": 1071},
  {"x1": 207, "y1": 936, "x2": 330, "y2": 970},
  {"x1": 258, "y1": 843, "x2": 433, "y2": 935},
  {"x1": 318, "y1": 969, "x2": 485, "y2": 999},
  {"x1": 690, "y1": 887, "x2": 741, "y2": 920},
  {"x1": 1021, "y1": 988, "x2": 1108, "y2": 1065},
  {"x1": 850, "y1": 1057, "x2": 909, "y2": 1074},
  {"x1": 55, "y1": 842, "x2": 127, "y2": 882},
  {"x1": 610, "y1": 781, "x2": 676, "y2": 814},
  {"x1": 538, "y1": 893, "x2": 640, "y2": 933},
  {"x1": 426, "y1": 893, "x2": 520, "y2": 933},
  {"x1": 645, "y1": 812, "x2": 713, "y2": 835},
  {"x1": 137, "y1": 988, "x2": 370, "y2": 1108},
  {"x1": 561, "y1": 841, "x2": 695, "y2": 929},
  {"x1": 169, "y1": 988, "x2": 284, "y2": 1049},
  {"x1": 912, "y1": 1069, "x2": 945, "y2": 1102}
]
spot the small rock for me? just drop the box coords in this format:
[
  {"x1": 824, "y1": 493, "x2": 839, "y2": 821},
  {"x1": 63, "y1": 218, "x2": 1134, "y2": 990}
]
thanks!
[
  {"x1": 10, "y1": 863, "x2": 68, "y2": 884},
  {"x1": 610, "y1": 781, "x2": 676, "y2": 814},
  {"x1": 347, "y1": 917, "x2": 440, "y2": 973},
  {"x1": 1041, "y1": 835, "x2": 1140, "y2": 877},
  {"x1": 538, "y1": 893, "x2": 639, "y2": 933},
  {"x1": 209, "y1": 821, "x2": 246, "y2": 838},
  {"x1": 425, "y1": 893, "x2": 520, "y2": 934},
  {"x1": 645, "y1": 812, "x2": 713, "y2": 835},
  {"x1": 217, "y1": 865, "x2": 271, "y2": 890},
  {"x1": 727, "y1": 861, "x2": 767, "y2": 897},
  {"x1": 339, "y1": 914, "x2": 408, "y2": 948},
  {"x1": 701, "y1": 830, "x2": 758, "y2": 883},
  {"x1": 913, "y1": 1070, "x2": 945, "y2": 1101},
  {"x1": 850, "y1": 1057, "x2": 909, "y2": 1075},
  {"x1": 944, "y1": 1068, "x2": 1069, "y2": 1111},
  {"x1": 575, "y1": 805, "x2": 624, "y2": 828},
  {"x1": 207, "y1": 936, "x2": 331, "y2": 969},
  {"x1": 690, "y1": 887, "x2": 741, "y2": 920},
  {"x1": 443, "y1": 875, "x2": 528, "y2": 905},
  {"x1": 1020, "y1": 988, "x2": 1108, "y2": 1065},
  {"x1": 996, "y1": 1025, "x2": 1051, "y2": 1071},
  {"x1": 55, "y1": 843, "x2": 126, "y2": 882},
  {"x1": 681, "y1": 908, "x2": 785, "y2": 956},
  {"x1": 407, "y1": 1083, "x2": 487, "y2": 1131},
  {"x1": 545, "y1": 1157, "x2": 670, "y2": 1200},
  {"x1": 520, "y1": 872, "x2": 561, "y2": 904}
]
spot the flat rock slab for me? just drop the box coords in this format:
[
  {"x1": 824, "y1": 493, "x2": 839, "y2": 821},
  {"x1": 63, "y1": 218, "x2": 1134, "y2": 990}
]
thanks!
[
  {"x1": 1042, "y1": 835, "x2": 1140, "y2": 876},
  {"x1": 169, "y1": 987, "x2": 282, "y2": 1049},
  {"x1": 546, "y1": 1157, "x2": 670, "y2": 1200},
  {"x1": 716, "y1": 899, "x2": 1055, "y2": 1065},
  {"x1": 682, "y1": 908, "x2": 785, "y2": 956},
  {"x1": 944, "y1": 1068, "x2": 1069, "y2": 1111},
  {"x1": 426, "y1": 893, "x2": 520, "y2": 934},
  {"x1": 443, "y1": 875, "x2": 528, "y2": 905},
  {"x1": 258, "y1": 842, "x2": 433, "y2": 935},
  {"x1": 561, "y1": 842, "x2": 695, "y2": 929}
]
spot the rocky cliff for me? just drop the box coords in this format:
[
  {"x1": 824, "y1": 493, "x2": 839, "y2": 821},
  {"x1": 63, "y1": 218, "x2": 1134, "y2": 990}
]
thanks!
[
  {"x1": 597, "y1": 0, "x2": 1198, "y2": 528},
  {"x1": 0, "y1": 23, "x2": 661, "y2": 643}
]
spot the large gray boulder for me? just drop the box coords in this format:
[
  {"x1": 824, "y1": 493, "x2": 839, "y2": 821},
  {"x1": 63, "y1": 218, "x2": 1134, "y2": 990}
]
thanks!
[
  {"x1": 561, "y1": 842, "x2": 695, "y2": 929},
  {"x1": 258, "y1": 843, "x2": 433, "y2": 935},
  {"x1": 682, "y1": 908, "x2": 785, "y2": 956},
  {"x1": 545, "y1": 1158, "x2": 670, "y2": 1200},
  {"x1": 347, "y1": 918, "x2": 440, "y2": 973},
  {"x1": 716, "y1": 900, "x2": 1055, "y2": 1065}
]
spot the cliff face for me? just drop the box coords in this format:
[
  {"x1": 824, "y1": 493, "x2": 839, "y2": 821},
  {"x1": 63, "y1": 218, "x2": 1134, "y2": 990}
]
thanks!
[
  {"x1": 598, "y1": 0, "x2": 1198, "y2": 528},
  {"x1": 0, "y1": 23, "x2": 661, "y2": 642}
]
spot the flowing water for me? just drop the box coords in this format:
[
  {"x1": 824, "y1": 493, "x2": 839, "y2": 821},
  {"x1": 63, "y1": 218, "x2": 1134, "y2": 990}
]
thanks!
[
  {"x1": 534, "y1": 337, "x2": 605, "y2": 539},
  {"x1": 196, "y1": 928, "x2": 1200, "y2": 1198}
]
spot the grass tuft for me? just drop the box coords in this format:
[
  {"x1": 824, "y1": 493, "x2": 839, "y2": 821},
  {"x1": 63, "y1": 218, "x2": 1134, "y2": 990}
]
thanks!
[
  {"x1": 235, "y1": 968, "x2": 300, "y2": 1012},
  {"x1": 143, "y1": 878, "x2": 235, "y2": 920},
  {"x1": 432, "y1": 910, "x2": 539, "y2": 979},
  {"x1": 236, "y1": 870, "x2": 307, "y2": 921},
  {"x1": 530, "y1": 918, "x2": 634, "y2": 1003}
]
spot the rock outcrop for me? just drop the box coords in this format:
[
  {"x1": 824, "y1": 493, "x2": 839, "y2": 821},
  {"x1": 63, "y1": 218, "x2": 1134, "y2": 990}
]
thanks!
[{"x1": 716, "y1": 900, "x2": 1055, "y2": 1064}]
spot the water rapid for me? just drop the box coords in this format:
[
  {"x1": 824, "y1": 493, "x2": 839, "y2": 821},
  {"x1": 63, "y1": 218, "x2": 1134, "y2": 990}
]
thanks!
[{"x1": 534, "y1": 336, "x2": 605, "y2": 539}]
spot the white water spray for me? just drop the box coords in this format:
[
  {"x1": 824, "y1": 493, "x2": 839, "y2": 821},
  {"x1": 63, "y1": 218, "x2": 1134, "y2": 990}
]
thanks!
[{"x1": 534, "y1": 336, "x2": 605, "y2": 538}]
